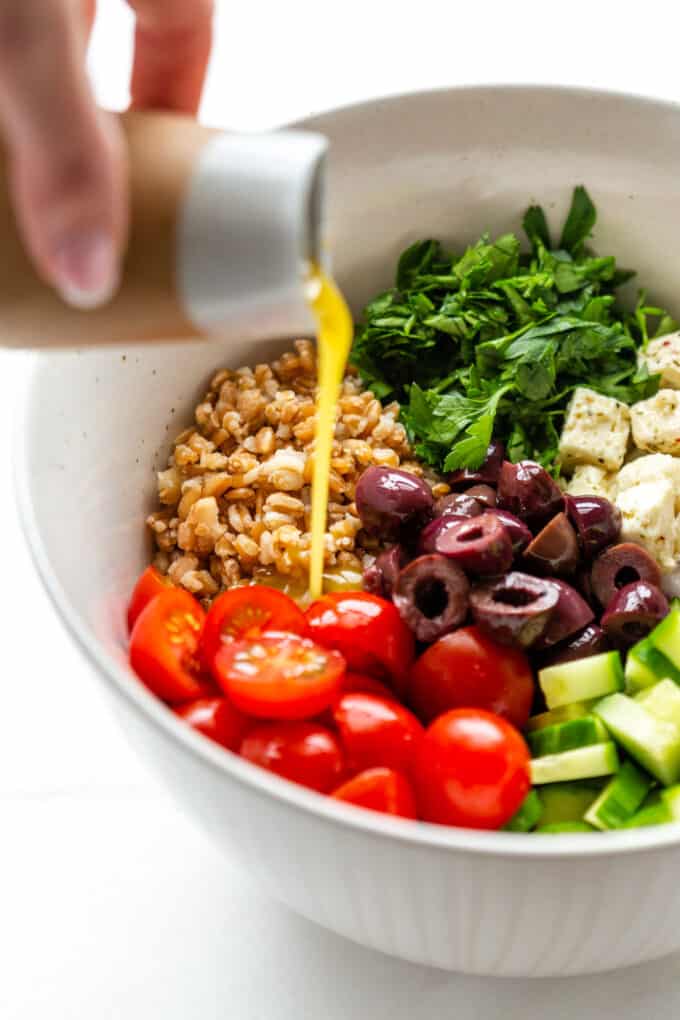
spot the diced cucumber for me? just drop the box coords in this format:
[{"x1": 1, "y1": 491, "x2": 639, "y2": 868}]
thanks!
[
  {"x1": 537, "y1": 780, "x2": 604, "y2": 825},
  {"x1": 625, "y1": 635, "x2": 680, "y2": 693},
  {"x1": 622, "y1": 797, "x2": 672, "y2": 828},
  {"x1": 594, "y1": 693, "x2": 680, "y2": 786},
  {"x1": 536, "y1": 821, "x2": 596, "y2": 833},
  {"x1": 635, "y1": 679, "x2": 680, "y2": 729},
  {"x1": 539, "y1": 652, "x2": 624, "y2": 710},
  {"x1": 503, "y1": 790, "x2": 542, "y2": 832},
  {"x1": 648, "y1": 608, "x2": 680, "y2": 672},
  {"x1": 530, "y1": 743, "x2": 619, "y2": 785},
  {"x1": 525, "y1": 700, "x2": 597, "y2": 732},
  {"x1": 527, "y1": 716, "x2": 608, "y2": 758},
  {"x1": 584, "y1": 760, "x2": 652, "y2": 830}
]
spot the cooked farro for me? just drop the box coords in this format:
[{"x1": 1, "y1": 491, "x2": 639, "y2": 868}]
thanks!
[{"x1": 147, "y1": 339, "x2": 446, "y2": 605}]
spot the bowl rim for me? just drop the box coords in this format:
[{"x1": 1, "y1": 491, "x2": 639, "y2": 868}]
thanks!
[{"x1": 17, "y1": 82, "x2": 680, "y2": 859}]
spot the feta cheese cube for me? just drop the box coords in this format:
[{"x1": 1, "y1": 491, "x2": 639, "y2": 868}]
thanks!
[
  {"x1": 638, "y1": 331, "x2": 680, "y2": 389},
  {"x1": 630, "y1": 390, "x2": 680, "y2": 455},
  {"x1": 566, "y1": 464, "x2": 617, "y2": 500},
  {"x1": 616, "y1": 479, "x2": 676, "y2": 571},
  {"x1": 617, "y1": 453, "x2": 680, "y2": 512},
  {"x1": 558, "y1": 387, "x2": 630, "y2": 472}
]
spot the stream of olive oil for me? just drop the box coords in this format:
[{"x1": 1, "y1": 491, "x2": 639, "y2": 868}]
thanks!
[{"x1": 306, "y1": 267, "x2": 354, "y2": 600}]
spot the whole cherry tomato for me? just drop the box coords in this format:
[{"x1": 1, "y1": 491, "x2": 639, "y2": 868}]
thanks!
[
  {"x1": 332, "y1": 767, "x2": 417, "y2": 818},
  {"x1": 129, "y1": 589, "x2": 211, "y2": 703},
  {"x1": 414, "y1": 708, "x2": 530, "y2": 830},
  {"x1": 306, "y1": 592, "x2": 414, "y2": 695},
  {"x1": 174, "y1": 697, "x2": 250, "y2": 751},
  {"x1": 127, "y1": 565, "x2": 172, "y2": 633},
  {"x1": 214, "y1": 631, "x2": 345, "y2": 720},
  {"x1": 201, "y1": 586, "x2": 307, "y2": 675},
  {"x1": 333, "y1": 693, "x2": 424, "y2": 776},
  {"x1": 341, "y1": 673, "x2": 396, "y2": 700},
  {"x1": 240, "y1": 721, "x2": 344, "y2": 793},
  {"x1": 408, "y1": 626, "x2": 534, "y2": 729}
]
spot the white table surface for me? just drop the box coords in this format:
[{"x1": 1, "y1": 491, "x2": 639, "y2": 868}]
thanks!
[{"x1": 5, "y1": 2, "x2": 680, "y2": 1016}]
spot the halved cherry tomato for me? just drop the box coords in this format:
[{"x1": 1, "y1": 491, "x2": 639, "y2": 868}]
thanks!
[
  {"x1": 240, "y1": 721, "x2": 344, "y2": 793},
  {"x1": 127, "y1": 566, "x2": 172, "y2": 633},
  {"x1": 408, "y1": 626, "x2": 534, "y2": 729},
  {"x1": 331, "y1": 767, "x2": 417, "y2": 818},
  {"x1": 341, "y1": 673, "x2": 396, "y2": 700},
  {"x1": 129, "y1": 589, "x2": 211, "y2": 703},
  {"x1": 174, "y1": 697, "x2": 250, "y2": 751},
  {"x1": 333, "y1": 693, "x2": 423, "y2": 776},
  {"x1": 214, "y1": 631, "x2": 345, "y2": 720},
  {"x1": 201, "y1": 586, "x2": 307, "y2": 674},
  {"x1": 414, "y1": 708, "x2": 530, "y2": 830},
  {"x1": 305, "y1": 592, "x2": 414, "y2": 696}
]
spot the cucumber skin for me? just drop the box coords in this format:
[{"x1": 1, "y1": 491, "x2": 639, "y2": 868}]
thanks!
[
  {"x1": 623, "y1": 800, "x2": 672, "y2": 828},
  {"x1": 584, "y1": 760, "x2": 652, "y2": 830},
  {"x1": 530, "y1": 743, "x2": 619, "y2": 785},
  {"x1": 526, "y1": 701, "x2": 597, "y2": 732},
  {"x1": 503, "y1": 790, "x2": 542, "y2": 832},
  {"x1": 649, "y1": 609, "x2": 680, "y2": 672},
  {"x1": 627, "y1": 635, "x2": 680, "y2": 690},
  {"x1": 527, "y1": 716, "x2": 608, "y2": 758},
  {"x1": 537, "y1": 781, "x2": 604, "y2": 826},
  {"x1": 539, "y1": 652, "x2": 624, "y2": 710}
]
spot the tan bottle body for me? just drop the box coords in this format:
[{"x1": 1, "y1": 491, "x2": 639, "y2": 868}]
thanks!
[{"x1": 0, "y1": 112, "x2": 326, "y2": 347}]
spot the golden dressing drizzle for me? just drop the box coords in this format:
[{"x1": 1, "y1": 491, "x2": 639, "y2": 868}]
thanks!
[{"x1": 306, "y1": 265, "x2": 354, "y2": 600}]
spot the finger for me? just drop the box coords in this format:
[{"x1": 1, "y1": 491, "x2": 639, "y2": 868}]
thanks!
[
  {"x1": 0, "y1": 0, "x2": 127, "y2": 307},
  {"x1": 128, "y1": 0, "x2": 213, "y2": 114},
  {"x1": 82, "y1": 0, "x2": 96, "y2": 41}
]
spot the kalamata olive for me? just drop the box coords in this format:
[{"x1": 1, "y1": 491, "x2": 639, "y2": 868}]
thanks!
[
  {"x1": 393, "y1": 555, "x2": 470, "y2": 642},
  {"x1": 485, "y1": 508, "x2": 532, "y2": 554},
  {"x1": 362, "y1": 545, "x2": 408, "y2": 599},
  {"x1": 434, "y1": 492, "x2": 483, "y2": 519},
  {"x1": 574, "y1": 565, "x2": 595, "y2": 607},
  {"x1": 497, "y1": 460, "x2": 564, "y2": 528},
  {"x1": 417, "y1": 514, "x2": 468, "y2": 556},
  {"x1": 540, "y1": 624, "x2": 610, "y2": 667},
  {"x1": 433, "y1": 511, "x2": 514, "y2": 575},
  {"x1": 356, "y1": 466, "x2": 434, "y2": 541},
  {"x1": 591, "y1": 543, "x2": 662, "y2": 608},
  {"x1": 464, "y1": 484, "x2": 497, "y2": 508},
  {"x1": 447, "y1": 440, "x2": 505, "y2": 488},
  {"x1": 522, "y1": 513, "x2": 580, "y2": 576},
  {"x1": 469, "y1": 571, "x2": 559, "y2": 648},
  {"x1": 601, "y1": 581, "x2": 669, "y2": 644},
  {"x1": 566, "y1": 495, "x2": 622, "y2": 558},
  {"x1": 536, "y1": 579, "x2": 595, "y2": 648}
]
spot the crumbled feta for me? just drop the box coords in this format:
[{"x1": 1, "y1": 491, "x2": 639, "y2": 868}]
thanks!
[
  {"x1": 616, "y1": 478, "x2": 676, "y2": 571},
  {"x1": 566, "y1": 464, "x2": 617, "y2": 500},
  {"x1": 630, "y1": 390, "x2": 680, "y2": 455},
  {"x1": 558, "y1": 387, "x2": 630, "y2": 472},
  {"x1": 617, "y1": 453, "x2": 680, "y2": 512},
  {"x1": 638, "y1": 331, "x2": 680, "y2": 389}
]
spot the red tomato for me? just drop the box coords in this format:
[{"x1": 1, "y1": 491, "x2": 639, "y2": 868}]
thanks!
[
  {"x1": 240, "y1": 721, "x2": 344, "y2": 793},
  {"x1": 305, "y1": 592, "x2": 414, "y2": 696},
  {"x1": 174, "y1": 697, "x2": 250, "y2": 751},
  {"x1": 127, "y1": 566, "x2": 172, "y2": 633},
  {"x1": 214, "y1": 631, "x2": 345, "y2": 720},
  {"x1": 331, "y1": 767, "x2": 417, "y2": 818},
  {"x1": 414, "y1": 708, "x2": 530, "y2": 830},
  {"x1": 333, "y1": 693, "x2": 424, "y2": 776},
  {"x1": 129, "y1": 589, "x2": 211, "y2": 703},
  {"x1": 201, "y1": 586, "x2": 307, "y2": 674},
  {"x1": 342, "y1": 673, "x2": 396, "y2": 700},
  {"x1": 408, "y1": 626, "x2": 534, "y2": 729}
]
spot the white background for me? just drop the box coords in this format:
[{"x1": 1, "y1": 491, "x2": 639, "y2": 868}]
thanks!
[{"x1": 3, "y1": 1, "x2": 680, "y2": 1016}]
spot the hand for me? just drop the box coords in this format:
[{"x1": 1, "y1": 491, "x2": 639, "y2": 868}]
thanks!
[{"x1": 0, "y1": 0, "x2": 213, "y2": 307}]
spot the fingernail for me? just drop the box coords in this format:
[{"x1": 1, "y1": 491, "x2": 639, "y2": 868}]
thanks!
[{"x1": 52, "y1": 231, "x2": 120, "y2": 309}]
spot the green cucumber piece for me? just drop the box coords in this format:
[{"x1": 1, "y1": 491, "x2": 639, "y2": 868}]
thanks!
[
  {"x1": 662, "y1": 785, "x2": 680, "y2": 821},
  {"x1": 526, "y1": 701, "x2": 597, "y2": 732},
  {"x1": 536, "y1": 822, "x2": 596, "y2": 833},
  {"x1": 584, "y1": 760, "x2": 652, "y2": 830},
  {"x1": 527, "y1": 716, "x2": 608, "y2": 757},
  {"x1": 625, "y1": 635, "x2": 680, "y2": 693},
  {"x1": 622, "y1": 797, "x2": 672, "y2": 828},
  {"x1": 530, "y1": 743, "x2": 619, "y2": 785},
  {"x1": 503, "y1": 790, "x2": 542, "y2": 832},
  {"x1": 635, "y1": 679, "x2": 680, "y2": 729},
  {"x1": 593, "y1": 693, "x2": 680, "y2": 786},
  {"x1": 537, "y1": 780, "x2": 604, "y2": 825},
  {"x1": 539, "y1": 652, "x2": 624, "y2": 710},
  {"x1": 648, "y1": 608, "x2": 680, "y2": 672}
]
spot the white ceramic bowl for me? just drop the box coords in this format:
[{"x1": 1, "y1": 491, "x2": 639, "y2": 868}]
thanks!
[{"x1": 17, "y1": 85, "x2": 680, "y2": 978}]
